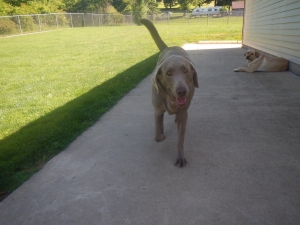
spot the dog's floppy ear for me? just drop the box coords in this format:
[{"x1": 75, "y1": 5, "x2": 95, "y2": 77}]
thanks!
[
  {"x1": 189, "y1": 62, "x2": 199, "y2": 88},
  {"x1": 151, "y1": 65, "x2": 163, "y2": 93},
  {"x1": 255, "y1": 51, "x2": 260, "y2": 58}
]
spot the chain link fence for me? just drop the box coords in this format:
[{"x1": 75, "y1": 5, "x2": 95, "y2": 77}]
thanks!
[{"x1": 0, "y1": 11, "x2": 243, "y2": 37}]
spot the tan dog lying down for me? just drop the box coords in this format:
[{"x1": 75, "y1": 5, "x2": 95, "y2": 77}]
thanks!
[
  {"x1": 234, "y1": 49, "x2": 288, "y2": 73},
  {"x1": 140, "y1": 19, "x2": 198, "y2": 167}
]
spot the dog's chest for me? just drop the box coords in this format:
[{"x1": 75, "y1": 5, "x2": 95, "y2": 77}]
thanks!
[{"x1": 165, "y1": 99, "x2": 179, "y2": 114}]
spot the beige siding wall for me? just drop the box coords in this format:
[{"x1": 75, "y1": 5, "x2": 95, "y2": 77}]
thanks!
[{"x1": 243, "y1": 0, "x2": 300, "y2": 65}]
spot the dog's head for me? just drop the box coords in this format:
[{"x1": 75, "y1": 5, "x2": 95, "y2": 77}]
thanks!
[
  {"x1": 152, "y1": 56, "x2": 198, "y2": 107},
  {"x1": 244, "y1": 49, "x2": 260, "y2": 63}
]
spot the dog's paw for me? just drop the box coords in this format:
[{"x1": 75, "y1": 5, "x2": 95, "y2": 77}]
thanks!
[
  {"x1": 233, "y1": 68, "x2": 240, "y2": 72},
  {"x1": 155, "y1": 134, "x2": 166, "y2": 142},
  {"x1": 175, "y1": 158, "x2": 187, "y2": 167}
]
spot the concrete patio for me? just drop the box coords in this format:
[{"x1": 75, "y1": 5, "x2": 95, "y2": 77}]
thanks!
[{"x1": 1, "y1": 45, "x2": 299, "y2": 225}]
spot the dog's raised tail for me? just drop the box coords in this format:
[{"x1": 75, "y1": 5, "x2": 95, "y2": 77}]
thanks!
[{"x1": 140, "y1": 19, "x2": 168, "y2": 52}]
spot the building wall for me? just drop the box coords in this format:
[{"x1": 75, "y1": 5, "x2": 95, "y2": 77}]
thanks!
[{"x1": 243, "y1": 0, "x2": 300, "y2": 73}]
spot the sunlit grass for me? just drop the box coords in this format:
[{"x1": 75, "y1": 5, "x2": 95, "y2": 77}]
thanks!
[
  {"x1": 156, "y1": 16, "x2": 243, "y2": 44},
  {"x1": 0, "y1": 27, "x2": 154, "y2": 138}
]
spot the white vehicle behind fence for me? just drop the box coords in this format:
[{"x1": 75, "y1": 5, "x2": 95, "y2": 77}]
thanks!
[{"x1": 191, "y1": 6, "x2": 223, "y2": 17}]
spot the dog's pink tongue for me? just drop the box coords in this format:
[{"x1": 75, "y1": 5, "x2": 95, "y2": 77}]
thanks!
[{"x1": 176, "y1": 97, "x2": 186, "y2": 106}]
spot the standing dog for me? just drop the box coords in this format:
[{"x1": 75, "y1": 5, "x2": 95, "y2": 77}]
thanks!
[
  {"x1": 234, "y1": 49, "x2": 288, "y2": 73},
  {"x1": 140, "y1": 19, "x2": 198, "y2": 167}
]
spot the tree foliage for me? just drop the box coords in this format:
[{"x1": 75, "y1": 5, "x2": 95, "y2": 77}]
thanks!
[
  {"x1": 0, "y1": 0, "x2": 14, "y2": 16},
  {"x1": 0, "y1": 0, "x2": 159, "y2": 15},
  {"x1": 191, "y1": 0, "x2": 213, "y2": 8},
  {"x1": 65, "y1": 0, "x2": 112, "y2": 13},
  {"x1": 164, "y1": 0, "x2": 177, "y2": 9},
  {"x1": 111, "y1": 0, "x2": 158, "y2": 14},
  {"x1": 1, "y1": 0, "x2": 65, "y2": 15},
  {"x1": 190, "y1": 0, "x2": 238, "y2": 9},
  {"x1": 214, "y1": 0, "x2": 233, "y2": 9},
  {"x1": 111, "y1": 0, "x2": 129, "y2": 12},
  {"x1": 0, "y1": 0, "x2": 239, "y2": 16}
]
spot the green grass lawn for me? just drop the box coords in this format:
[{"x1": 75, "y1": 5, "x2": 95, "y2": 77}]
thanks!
[
  {"x1": 156, "y1": 15, "x2": 243, "y2": 43},
  {"x1": 0, "y1": 18, "x2": 242, "y2": 199}
]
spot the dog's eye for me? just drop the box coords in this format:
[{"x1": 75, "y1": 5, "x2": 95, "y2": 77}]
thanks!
[
  {"x1": 167, "y1": 71, "x2": 172, "y2": 76},
  {"x1": 183, "y1": 68, "x2": 188, "y2": 73}
]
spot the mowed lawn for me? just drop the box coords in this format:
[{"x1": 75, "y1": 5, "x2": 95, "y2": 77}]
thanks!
[{"x1": 0, "y1": 17, "x2": 242, "y2": 198}]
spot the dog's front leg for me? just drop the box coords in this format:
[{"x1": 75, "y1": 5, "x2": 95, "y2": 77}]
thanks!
[
  {"x1": 234, "y1": 67, "x2": 249, "y2": 72},
  {"x1": 234, "y1": 66, "x2": 256, "y2": 73},
  {"x1": 175, "y1": 111, "x2": 187, "y2": 167},
  {"x1": 154, "y1": 109, "x2": 166, "y2": 142},
  {"x1": 234, "y1": 57, "x2": 263, "y2": 72}
]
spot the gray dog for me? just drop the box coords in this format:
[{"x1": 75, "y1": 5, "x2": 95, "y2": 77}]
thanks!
[{"x1": 140, "y1": 19, "x2": 199, "y2": 167}]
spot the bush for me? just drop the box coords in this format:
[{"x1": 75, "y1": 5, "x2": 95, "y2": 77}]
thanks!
[
  {"x1": 9, "y1": 15, "x2": 38, "y2": 33},
  {"x1": 20, "y1": 16, "x2": 38, "y2": 32},
  {"x1": 0, "y1": 19, "x2": 18, "y2": 35}
]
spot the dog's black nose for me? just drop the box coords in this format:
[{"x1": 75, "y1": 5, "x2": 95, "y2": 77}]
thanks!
[{"x1": 176, "y1": 87, "x2": 187, "y2": 96}]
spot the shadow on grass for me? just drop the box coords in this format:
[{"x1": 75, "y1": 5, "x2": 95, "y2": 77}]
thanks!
[{"x1": 0, "y1": 53, "x2": 159, "y2": 200}]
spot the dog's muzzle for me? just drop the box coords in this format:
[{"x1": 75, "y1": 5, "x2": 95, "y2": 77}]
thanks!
[
  {"x1": 176, "y1": 97, "x2": 187, "y2": 106},
  {"x1": 175, "y1": 86, "x2": 187, "y2": 106}
]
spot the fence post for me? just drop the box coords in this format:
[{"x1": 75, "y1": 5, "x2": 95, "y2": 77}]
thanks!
[
  {"x1": 17, "y1": 16, "x2": 22, "y2": 34},
  {"x1": 38, "y1": 15, "x2": 42, "y2": 32},
  {"x1": 55, "y1": 14, "x2": 58, "y2": 29},
  {"x1": 227, "y1": 11, "x2": 229, "y2": 25},
  {"x1": 69, "y1": 13, "x2": 73, "y2": 28},
  {"x1": 82, "y1": 14, "x2": 85, "y2": 27}
]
